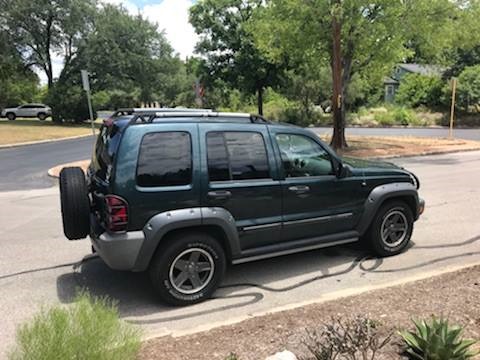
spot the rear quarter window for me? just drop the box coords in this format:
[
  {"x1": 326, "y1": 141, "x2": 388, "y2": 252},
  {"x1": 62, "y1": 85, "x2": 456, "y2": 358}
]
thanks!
[{"x1": 136, "y1": 131, "x2": 192, "y2": 187}]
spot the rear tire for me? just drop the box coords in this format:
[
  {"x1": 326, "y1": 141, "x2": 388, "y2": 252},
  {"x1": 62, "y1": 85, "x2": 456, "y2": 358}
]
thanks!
[
  {"x1": 366, "y1": 200, "x2": 413, "y2": 257},
  {"x1": 6, "y1": 113, "x2": 16, "y2": 121},
  {"x1": 149, "y1": 232, "x2": 226, "y2": 306},
  {"x1": 59, "y1": 167, "x2": 90, "y2": 240}
]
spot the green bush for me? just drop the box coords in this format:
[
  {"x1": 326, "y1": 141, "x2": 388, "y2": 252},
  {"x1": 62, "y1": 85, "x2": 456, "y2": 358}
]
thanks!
[
  {"x1": 457, "y1": 65, "x2": 480, "y2": 111},
  {"x1": 391, "y1": 107, "x2": 419, "y2": 126},
  {"x1": 396, "y1": 74, "x2": 445, "y2": 108},
  {"x1": 374, "y1": 111, "x2": 395, "y2": 126},
  {"x1": 46, "y1": 84, "x2": 92, "y2": 123},
  {"x1": 9, "y1": 292, "x2": 141, "y2": 360},
  {"x1": 400, "y1": 317, "x2": 478, "y2": 360}
]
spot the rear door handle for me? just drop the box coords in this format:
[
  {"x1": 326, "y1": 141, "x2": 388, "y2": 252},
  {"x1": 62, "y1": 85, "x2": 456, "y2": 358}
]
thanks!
[
  {"x1": 207, "y1": 190, "x2": 232, "y2": 200},
  {"x1": 288, "y1": 185, "x2": 310, "y2": 194}
]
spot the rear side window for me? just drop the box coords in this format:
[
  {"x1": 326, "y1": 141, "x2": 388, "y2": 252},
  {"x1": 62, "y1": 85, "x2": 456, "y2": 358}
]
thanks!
[
  {"x1": 206, "y1": 131, "x2": 270, "y2": 181},
  {"x1": 137, "y1": 132, "x2": 192, "y2": 187}
]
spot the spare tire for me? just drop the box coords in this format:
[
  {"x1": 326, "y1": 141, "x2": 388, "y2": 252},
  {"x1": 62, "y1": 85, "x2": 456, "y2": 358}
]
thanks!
[{"x1": 59, "y1": 167, "x2": 90, "y2": 240}]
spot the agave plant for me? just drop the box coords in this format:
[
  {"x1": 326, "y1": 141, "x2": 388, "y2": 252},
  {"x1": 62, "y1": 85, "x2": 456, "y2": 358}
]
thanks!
[{"x1": 399, "y1": 317, "x2": 478, "y2": 360}]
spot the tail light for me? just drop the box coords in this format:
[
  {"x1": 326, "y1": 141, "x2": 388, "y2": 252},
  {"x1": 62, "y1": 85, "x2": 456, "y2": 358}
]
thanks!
[{"x1": 105, "y1": 195, "x2": 128, "y2": 232}]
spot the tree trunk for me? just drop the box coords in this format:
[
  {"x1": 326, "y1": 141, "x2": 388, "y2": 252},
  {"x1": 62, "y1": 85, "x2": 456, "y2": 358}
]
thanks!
[
  {"x1": 257, "y1": 86, "x2": 264, "y2": 115},
  {"x1": 330, "y1": 0, "x2": 347, "y2": 150},
  {"x1": 45, "y1": 13, "x2": 54, "y2": 89}
]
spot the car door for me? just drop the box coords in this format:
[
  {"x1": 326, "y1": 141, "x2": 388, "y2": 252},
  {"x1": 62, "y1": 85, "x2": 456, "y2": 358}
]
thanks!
[
  {"x1": 199, "y1": 123, "x2": 283, "y2": 250},
  {"x1": 16, "y1": 105, "x2": 28, "y2": 117},
  {"x1": 270, "y1": 127, "x2": 364, "y2": 242}
]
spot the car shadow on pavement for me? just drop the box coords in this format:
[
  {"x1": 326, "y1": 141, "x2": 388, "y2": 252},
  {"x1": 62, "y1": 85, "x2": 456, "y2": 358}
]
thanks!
[{"x1": 55, "y1": 243, "x2": 372, "y2": 321}]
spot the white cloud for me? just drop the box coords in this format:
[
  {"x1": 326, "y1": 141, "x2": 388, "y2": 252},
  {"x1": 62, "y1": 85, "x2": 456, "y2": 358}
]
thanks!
[{"x1": 142, "y1": 0, "x2": 198, "y2": 59}]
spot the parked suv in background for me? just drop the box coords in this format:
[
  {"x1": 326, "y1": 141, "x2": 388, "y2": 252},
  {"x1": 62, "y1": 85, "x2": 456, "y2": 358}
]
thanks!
[
  {"x1": 59, "y1": 110, "x2": 424, "y2": 306},
  {"x1": 1, "y1": 103, "x2": 52, "y2": 121}
]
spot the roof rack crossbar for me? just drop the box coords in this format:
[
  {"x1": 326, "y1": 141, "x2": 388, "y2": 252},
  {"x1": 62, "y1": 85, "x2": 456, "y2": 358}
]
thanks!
[{"x1": 127, "y1": 111, "x2": 270, "y2": 125}]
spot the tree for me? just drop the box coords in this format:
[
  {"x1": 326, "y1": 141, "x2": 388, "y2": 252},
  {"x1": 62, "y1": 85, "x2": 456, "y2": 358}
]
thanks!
[
  {"x1": 77, "y1": 4, "x2": 179, "y2": 105},
  {"x1": 457, "y1": 65, "x2": 480, "y2": 111},
  {"x1": 395, "y1": 74, "x2": 445, "y2": 108},
  {"x1": 0, "y1": 31, "x2": 39, "y2": 108},
  {"x1": 189, "y1": 0, "x2": 285, "y2": 115},
  {"x1": 253, "y1": 0, "x2": 460, "y2": 149},
  {"x1": 0, "y1": 0, "x2": 96, "y2": 89}
]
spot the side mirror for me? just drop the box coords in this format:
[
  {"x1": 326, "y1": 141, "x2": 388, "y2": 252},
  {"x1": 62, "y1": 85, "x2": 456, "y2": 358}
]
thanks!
[{"x1": 337, "y1": 162, "x2": 351, "y2": 178}]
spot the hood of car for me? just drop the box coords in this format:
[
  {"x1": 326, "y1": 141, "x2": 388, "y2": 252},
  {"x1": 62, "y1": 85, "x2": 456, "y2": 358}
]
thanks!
[{"x1": 342, "y1": 156, "x2": 412, "y2": 177}]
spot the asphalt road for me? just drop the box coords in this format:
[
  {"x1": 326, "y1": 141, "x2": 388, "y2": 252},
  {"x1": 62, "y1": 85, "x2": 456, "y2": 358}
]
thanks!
[
  {"x1": 0, "y1": 127, "x2": 480, "y2": 192},
  {"x1": 0, "y1": 150, "x2": 479, "y2": 358},
  {"x1": 0, "y1": 136, "x2": 95, "y2": 191},
  {"x1": 313, "y1": 126, "x2": 480, "y2": 140}
]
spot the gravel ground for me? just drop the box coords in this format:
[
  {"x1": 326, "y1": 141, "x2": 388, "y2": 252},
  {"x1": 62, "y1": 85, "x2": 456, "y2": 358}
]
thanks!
[{"x1": 139, "y1": 265, "x2": 480, "y2": 360}]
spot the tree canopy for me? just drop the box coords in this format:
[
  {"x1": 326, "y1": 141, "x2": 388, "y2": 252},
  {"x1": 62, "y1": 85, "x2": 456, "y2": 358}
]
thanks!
[{"x1": 189, "y1": 0, "x2": 286, "y2": 115}]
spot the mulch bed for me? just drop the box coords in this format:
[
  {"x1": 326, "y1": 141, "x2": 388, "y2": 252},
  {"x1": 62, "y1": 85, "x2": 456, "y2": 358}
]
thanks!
[{"x1": 139, "y1": 265, "x2": 480, "y2": 360}]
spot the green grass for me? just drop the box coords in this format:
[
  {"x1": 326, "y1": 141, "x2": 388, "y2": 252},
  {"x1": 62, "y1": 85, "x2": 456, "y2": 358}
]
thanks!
[
  {"x1": 0, "y1": 118, "x2": 100, "y2": 145},
  {"x1": 9, "y1": 292, "x2": 141, "y2": 360}
]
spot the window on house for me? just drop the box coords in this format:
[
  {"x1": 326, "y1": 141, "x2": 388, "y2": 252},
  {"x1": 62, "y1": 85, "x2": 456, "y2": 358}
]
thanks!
[{"x1": 387, "y1": 85, "x2": 395, "y2": 95}]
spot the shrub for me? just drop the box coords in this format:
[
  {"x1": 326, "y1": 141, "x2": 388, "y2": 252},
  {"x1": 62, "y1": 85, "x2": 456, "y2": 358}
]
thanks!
[
  {"x1": 373, "y1": 111, "x2": 395, "y2": 126},
  {"x1": 224, "y1": 353, "x2": 239, "y2": 360},
  {"x1": 395, "y1": 74, "x2": 445, "y2": 108},
  {"x1": 399, "y1": 317, "x2": 478, "y2": 360},
  {"x1": 9, "y1": 292, "x2": 141, "y2": 360},
  {"x1": 457, "y1": 65, "x2": 480, "y2": 111},
  {"x1": 303, "y1": 316, "x2": 393, "y2": 360},
  {"x1": 391, "y1": 107, "x2": 419, "y2": 126},
  {"x1": 46, "y1": 84, "x2": 92, "y2": 123}
]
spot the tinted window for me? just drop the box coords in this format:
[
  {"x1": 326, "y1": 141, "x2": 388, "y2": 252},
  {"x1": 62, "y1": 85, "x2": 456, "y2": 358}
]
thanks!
[
  {"x1": 137, "y1": 132, "x2": 192, "y2": 187},
  {"x1": 207, "y1": 132, "x2": 270, "y2": 181},
  {"x1": 276, "y1": 134, "x2": 333, "y2": 177}
]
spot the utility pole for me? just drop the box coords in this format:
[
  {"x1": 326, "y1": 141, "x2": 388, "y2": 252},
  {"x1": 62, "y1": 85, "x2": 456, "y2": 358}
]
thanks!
[
  {"x1": 330, "y1": 0, "x2": 347, "y2": 150},
  {"x1": 449, "y1": 77, "x2": 457, "y2": 139},
  {"x1": 81, "y1": 70, "x2": 95, "y2": 137}
]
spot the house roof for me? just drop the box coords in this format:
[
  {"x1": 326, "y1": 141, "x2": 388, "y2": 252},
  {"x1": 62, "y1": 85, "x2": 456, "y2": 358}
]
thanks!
[
  {"x1": 398, "y1": 63, "x2": 444, "y2": 76},
  {"x1": 384, "y1": 77, "x2": 399, "y2": 85}
]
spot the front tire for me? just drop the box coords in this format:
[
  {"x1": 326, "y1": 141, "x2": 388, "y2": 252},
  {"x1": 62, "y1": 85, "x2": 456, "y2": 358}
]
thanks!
[
  {"x1": 149, "y1": 232, "x2": 226, "y2": 306},
  {"x1": 366, "y1": 200, "x2": 413, "y2": 257},
  {"x1": 38, "y1": 112, "x2": 47, "y2": 121},
  {"x1": 6, "y1": 113, "x2": 16, "y2": 121}
]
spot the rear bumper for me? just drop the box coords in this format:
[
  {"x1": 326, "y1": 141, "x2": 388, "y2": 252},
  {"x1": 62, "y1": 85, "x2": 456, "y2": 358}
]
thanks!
[{"x1": 90, "y1": 230, "x2": 145, "y2": 271}]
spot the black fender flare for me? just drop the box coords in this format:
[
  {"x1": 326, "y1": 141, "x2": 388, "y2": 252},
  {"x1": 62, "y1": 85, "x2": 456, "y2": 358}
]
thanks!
[
  {"x1": 356, "y1": 182, "x2": 420, "y2": 236},
  {"x1": 133, "y1": 207, "x2": 240, "y2": 271}
]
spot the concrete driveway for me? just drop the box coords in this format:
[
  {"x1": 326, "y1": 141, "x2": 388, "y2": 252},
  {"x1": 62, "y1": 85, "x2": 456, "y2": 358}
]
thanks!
[{"x1": 0, "y1": 150, "x2": 479, "y2": 357}]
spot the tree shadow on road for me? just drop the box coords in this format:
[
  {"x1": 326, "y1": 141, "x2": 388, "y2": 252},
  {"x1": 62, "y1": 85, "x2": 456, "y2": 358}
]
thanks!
[{"x1": 55, "y1": 243, "x2": 370, "y2": 323}]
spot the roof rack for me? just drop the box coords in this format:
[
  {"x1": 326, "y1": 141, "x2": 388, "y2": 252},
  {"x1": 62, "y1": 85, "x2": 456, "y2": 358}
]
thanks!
[
  {"x1": 127, "y1": 111, "x2": 270, "y2": 125},
  {"x1": 116, "y1": 107, "x2": 213, "y2": 114}
]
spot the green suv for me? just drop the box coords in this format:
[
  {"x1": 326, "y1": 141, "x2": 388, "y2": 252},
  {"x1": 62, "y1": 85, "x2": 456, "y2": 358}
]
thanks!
[{"x1": 59, "y1": 110, "x2": 424, "y2": 306}]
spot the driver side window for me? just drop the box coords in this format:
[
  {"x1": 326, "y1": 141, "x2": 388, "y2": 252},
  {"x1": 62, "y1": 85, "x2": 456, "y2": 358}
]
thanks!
[{"x1": 275, "y1": 134, "x2": 333, "y2": 177}]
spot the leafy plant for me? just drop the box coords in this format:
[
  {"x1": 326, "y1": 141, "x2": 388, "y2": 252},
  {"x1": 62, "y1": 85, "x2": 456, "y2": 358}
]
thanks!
[
  {"x1": 303, "y1": 316, "x2": 393, "y2": 360},
  {"x1": 9, "y1": 291, "x2": 141, "y2": 360},
  {"x1": 224, "y1": 352, "x2": 239, "y2": 360},
  {"x1": 399, "y1": 317, "x2": 478, "y2": 360}
]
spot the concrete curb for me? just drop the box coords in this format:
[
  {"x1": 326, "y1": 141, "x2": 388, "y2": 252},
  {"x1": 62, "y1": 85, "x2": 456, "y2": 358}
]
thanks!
[
  {"x1": 0, "y1": 133, "x2": 96, "y2": 149},
  {"x1": 47, "y1": 160, "x2": 90, "y2": 179},
  {"x1": 141, "y1": 261, "x2": 480, "y2": 341}
]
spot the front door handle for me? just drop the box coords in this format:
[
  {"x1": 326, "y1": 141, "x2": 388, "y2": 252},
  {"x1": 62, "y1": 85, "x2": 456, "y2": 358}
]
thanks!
[
  {"x1": 207, "y1": 190, "x2": 232, "y2": 200},
  {"x1": 288, "y1": 185, "x2": 310, "y2": 194}
]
